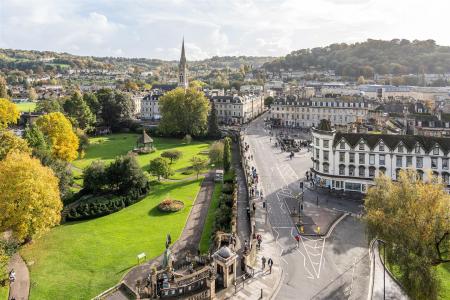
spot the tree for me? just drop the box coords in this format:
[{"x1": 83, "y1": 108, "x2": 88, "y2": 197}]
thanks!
[
  {"x1": 63, "y1": 91, "x2": 95, "y2": 130},
  {"x1": 0, "y1": 151, "x2": 62, "y2": 243},
  {"x1": 182, "y1": 134, "x2": 192, "y2": 144},
  {"x1": 148, "y1": 157, "x2": 173, "y2": 181},
  {"x1": 96, "y1": 89, "x2": 134, "y2": 130},
  {"x1": 35, "y1": 98, "x2": 62, "y2": 113},
  {"x1": 364, "y1": 170, "x2": 450, "y2": 300},
  {"x1": 159, "y1": 87, "x2": 210, "y2": 136},
  {"x1": 161, "y1": 150, "x2": 182, "y2": 164},
  {"x1": 23, "y1": 124, "x2": 49, "y2": 155},
  {"x1": 83, "y1": 161, "x2": 107, "y2": 194},
  {"x1": 207, "y1": 103, "x2": 221, "y2": 138},
  {"x1": 106, "y1": 155, "x2": 149, "y2": 195},
  {"x1": 264, "y1": 96, "x2": 274, "y2": 108},
  {"x1": 209, "y1": 140, "x2": 224, "y2": 166},
  {"x1": 190, "y1": 156, "x2": 208, "y2": 179},
  {"x1": 357, "y1": 76, "x2": 366, "y2": 85},
  {"x1": 36, "y1": 112, "x2": 79, "y2": 162},
  {"x1": 0, "y1": 76, "x2": 8, "y2": 99},
  {"x1": 27, "y1": 87, "x2": 38, "y2": 101},
  {"x1": 0, "y1": 131, "x2": 31, "y2": 160},
  {"x1": 0, "y1": 245, "x2": 8, "y2": 281},
  {"x1": 0, "y1": 98, "x2": 20, "y2": 130},
  {"x1": 83, "y1": 92, "x2": 100, "y2": 115},
  {"x1": 223, "y1": 137, "x2": 232, "y2": 173}
]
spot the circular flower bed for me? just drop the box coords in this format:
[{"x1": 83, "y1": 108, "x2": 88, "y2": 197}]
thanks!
[{"x1": 158, "y1": 199, "x2": 184, "y2": 212}]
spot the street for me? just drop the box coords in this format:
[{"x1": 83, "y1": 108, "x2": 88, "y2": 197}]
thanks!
[{"x1": 243, "y1": 115, "x2": 370, "y2": 300}]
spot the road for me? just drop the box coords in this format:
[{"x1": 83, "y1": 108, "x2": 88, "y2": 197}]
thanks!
[{"x1": 243, "y1": 115, "x2": 370, "y2": 300}]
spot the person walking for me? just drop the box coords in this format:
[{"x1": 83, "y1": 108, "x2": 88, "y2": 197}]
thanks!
[
  {"x1": 268, "y1": 258, "x2": 274, "y2": 274},
  {"x1": 261, "y1": 256, "x2": 266, "y2": 271},
  {"x1": 295, "y1": 235, "x2": 300, "y2": 248},
  {"x1": 252, "y1": 202, "x2": 256, "y2": 213}
]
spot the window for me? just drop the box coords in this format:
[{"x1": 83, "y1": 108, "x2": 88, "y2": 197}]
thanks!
[
  {"x1": 398, "y1": 145, "x2": 403, "y2": 153},
  {"x1": 349, "y1": 153, "x2": 355, "y2": 163},
  {"x1": 406, "y1": 156, "x2": 413, "y2": 167},
  {"x1": 379, "y1": 143, "x2": 385, "y2": 152},
  {"x1": 416, "y1": 157, "x2": 423, "y2": 168},
  {"x1": 433, "y1": 146, "x2": 440, "y2": 155},
  {"x1": 323, "y1": 140, "x2": 329, "y2": 148},
  {"x1": 323, "y1": 163, "x2": 329, "y2": 173},
  {"x1": 339, "y1": 152, "x2": 345, "y2": 162},
  {"x1": 315, "y1": 138, "x2": 319, "y2": 146},
  {"x1": 415, "y1": 144, "x2": 421, "y2": 153},
  {"x1": 316, "y1": 149, "x2": 319, "y2": 159},
  {"x1": 349, "y1": 165, "x2": 355, "y2": 176},
  {"x1": 396, "y1": 156, "x2": 402, "y2": 168},
  {"x1": 443, "y1": 173, "x2": 449, "y2": 185},
  {"x1": 443, "y1": 158, "x2": 449, "y2": 170},
  {"x1": 369, "y1": 167, "x2": 375, "y2": 177},
  {"x1": 323, "y1": 151, "x2": 329, "y2": 161},
  {"x1": 340, "y1": 141, "x2": 345, "y2": 149},
  {"x1": 379, "y1": 155, "x2": 385, "y2": 166},
  {"x1": 339, "y1": 165, "x2": 345, "y2": 175},
  {"x1": 431, "y1": 157, "x2": 438, "y2": 169},
  {"x1": 359, "y1": 142, "x2": 365, "y2": 150},
  {"x1": 359, "y1": 153, "x2": 365, "y2": 164},
  {"x1": 369, "y1": 154, "x2": 375, "y2": 165},
  {"x1": 359, "y1": 166, "x2": 365, "y2": 177}
]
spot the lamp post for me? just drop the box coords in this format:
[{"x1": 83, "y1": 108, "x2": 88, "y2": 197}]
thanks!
[{"x1": 378, "y1": 239, "x2": 386, "y2": 300}]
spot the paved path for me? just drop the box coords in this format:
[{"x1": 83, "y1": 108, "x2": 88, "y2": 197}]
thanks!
[
  {"x1": 107, "y1": 172, "x2": 215, "y2": 299},
  {"x1": 372, "y1": 240, "x2": 409, "y2": 300},
  {"x1": 8, "y1": 253, "x2": 30, "y2": 300}
]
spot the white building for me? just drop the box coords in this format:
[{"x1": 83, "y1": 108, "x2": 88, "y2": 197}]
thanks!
[
  {"x1": 270, "y1": 96, "x2": 372, "y2": 127},
  {"x1": 212, "y1": 94, "x2": 264, "y2": 125},
  {"x1": 311, "y1": 119, "x2": 450, "y2": 193}
]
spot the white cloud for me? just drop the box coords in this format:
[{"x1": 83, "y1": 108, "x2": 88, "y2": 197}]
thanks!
[{"x1": 0, "y1": 0, "x2": 449, "y2": 60}]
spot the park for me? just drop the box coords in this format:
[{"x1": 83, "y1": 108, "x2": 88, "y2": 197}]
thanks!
[{"x1": 19, "y1": 133, "x2": 217, "y2": 299}]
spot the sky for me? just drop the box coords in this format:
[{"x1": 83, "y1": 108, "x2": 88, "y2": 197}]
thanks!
[{"x1": 1, "y1": 0, "x2": 449, "y2": 60}]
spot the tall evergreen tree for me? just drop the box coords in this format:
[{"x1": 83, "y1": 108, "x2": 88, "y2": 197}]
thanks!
[
  {"x1": 207, "y1": 103, "x2": 221, "y2": 138},
  {"x1": 223, "y1": 137, "x2": 231, "y2": 173}
]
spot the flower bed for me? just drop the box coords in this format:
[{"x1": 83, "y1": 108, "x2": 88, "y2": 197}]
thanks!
[{"x1": 158, "y1": 199, "x2": 184, "y2": 212}]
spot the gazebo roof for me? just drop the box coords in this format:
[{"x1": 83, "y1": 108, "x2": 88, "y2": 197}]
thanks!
[{"x1": 138, "y1": 129, "x2": 153, "y2": 144}]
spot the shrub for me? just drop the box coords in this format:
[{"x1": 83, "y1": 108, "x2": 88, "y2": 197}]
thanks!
[
  {"x1": 182, "y1": 134, "x2": 192, "y2": 144},
  {"x1": 161, "y1": 150, "x2": 182, "y2": 164}
]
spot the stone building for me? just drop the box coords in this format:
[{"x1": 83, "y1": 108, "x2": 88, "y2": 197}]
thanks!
[{"x1": 211, "y1": 94, "x2": 264, "y2": 125}]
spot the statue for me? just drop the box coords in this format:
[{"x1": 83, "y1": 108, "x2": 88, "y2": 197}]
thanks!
[{"x1": 162, "y1": 247, "x2": 172, "y2": 270}]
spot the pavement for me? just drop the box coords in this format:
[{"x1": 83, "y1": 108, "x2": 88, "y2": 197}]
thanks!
[
  {"x1": 372, "y1": 240, "x2": 409, "y2": 300},
  {"x1": 7, "y1": 253, "x2": 30, "y2": 300},
  {"x1": 105, "y1": 172, "x2": 215, "y2": 299},
  {"x1": 242, "y1": 114, "x2": 371, "y2": 300}
]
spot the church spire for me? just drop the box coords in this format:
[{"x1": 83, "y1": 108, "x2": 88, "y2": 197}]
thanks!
[{"x1": 178, "y1": 37, "x2": 188, "y2": 89}]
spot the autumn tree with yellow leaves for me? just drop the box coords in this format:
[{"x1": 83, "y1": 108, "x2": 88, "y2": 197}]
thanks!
[
  {"x1": 0, "y1": 130, "x2": 31, "y2": 160},
  {"x1": 36, "y1": 112, "x2": 79, "y2": 162},
  {"x1": 365, "y1": 170, "x2": 450, "y2": 300},
  {"x1": 0, "y1": 151, "x2": 62, "y2": 243},
  {"x1": 0, "y1": 98, "x2": 20, "y2": 130}
]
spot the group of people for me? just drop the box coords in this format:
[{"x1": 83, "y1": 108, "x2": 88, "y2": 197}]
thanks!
[{"x1": 261, "y1": 256, "x2": 274, "y2": 274}]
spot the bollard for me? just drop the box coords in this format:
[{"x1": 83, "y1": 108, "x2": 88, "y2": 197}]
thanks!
[{"x1": 260, "y1": 288, "x2": 263, "y2": 299}]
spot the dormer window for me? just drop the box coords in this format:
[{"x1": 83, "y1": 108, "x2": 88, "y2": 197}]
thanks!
[
  {"x1": 379, "y1": 142, "x2": 385, "y2": 152},
  {"x1": 433, "y1": 146, "x2": 440, "y2": 155},
  {"x1": 340, "y1": 141, "x2": 345, "y2": 149},
  {"x1": 415, "y1": 144, "x2": 421, "y2": 154},
  {"x1": 398, "y1": 145, "x2": 403, "y2": 153},
  {"x1": 359, "y1": 142, "x2": 365, "y2": 151}
]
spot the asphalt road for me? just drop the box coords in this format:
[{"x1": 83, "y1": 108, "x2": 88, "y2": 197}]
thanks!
[{"x1": 243, "y1": 115, "x2": 370, "y2": 300}]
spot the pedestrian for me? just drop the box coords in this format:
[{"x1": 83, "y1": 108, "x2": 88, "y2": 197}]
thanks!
[
  {"x1": 316, "y1": 196, "x2": 319, "y2": 206},
  {"x1": 268, "y1": 258, "x2": 274, "y2": 274},
  {"x1": 295, "y1": 235, "x2": 300, "y2": 248},
  {"x1": 9, "y1": 269, "x2": 15, "y2": 283},
  {"x1": 252, "y1": 202, "x2": 256, "y2": 213},
  {"x1": 261, "y1": 256, "x2": 266, "y2": 270}
]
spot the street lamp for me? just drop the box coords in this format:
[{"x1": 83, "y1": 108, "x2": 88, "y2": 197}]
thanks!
[{"x1": 378, "y1": 239, "x2": 386, "y2": 300}]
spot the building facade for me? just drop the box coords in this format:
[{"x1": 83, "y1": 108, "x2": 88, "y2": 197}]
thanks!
[
  {"x1": 212, "y1": 94, "x2": 264, "y2": 125},
  {"x1": 311, "y1": 120, "x2": 450, "y2": 193},
  {"x1": 270, "y1": 96, "x2": 372, "y2": 127}
]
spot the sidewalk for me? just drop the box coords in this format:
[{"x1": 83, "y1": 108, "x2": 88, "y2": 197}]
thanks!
[
  {"x1": 371, "y1": 240, "x2": 408, "y2": 300},
  {"x1": 8, "y1": 253, "x2": 30, "y2": 300}
]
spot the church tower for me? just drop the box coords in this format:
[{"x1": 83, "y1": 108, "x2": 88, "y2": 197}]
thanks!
[{"x1": 178, "y1": 38, "x2": 188, "y2": 89}]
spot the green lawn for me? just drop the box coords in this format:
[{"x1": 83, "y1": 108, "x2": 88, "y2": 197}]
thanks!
[
  {"x1": 0, "y1": 285, "x2": 8, "y2": 300},
  {"x1": 15, "y1": 102, "x2": 36, "y2": 113},
  {"x1": 21, "y1": 179, "x2": 203, "y2": 300},
  {"x1": 72, "y1": 133, "x2": 211, "y2": 180},
  {"x1": 198, "y1": 183, "x2": 222, "y2": 254}
]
